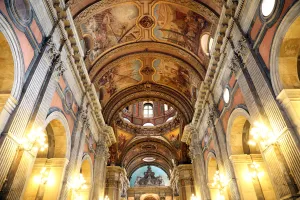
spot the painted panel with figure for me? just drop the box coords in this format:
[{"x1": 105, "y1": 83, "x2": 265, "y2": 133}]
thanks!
[
  {"x1": 98, "y1": 59, "x2": 143, "y2": 106},
  {"x1": 153, "y1": 3, "x2": 212, "y2": 57},
  {"x1": 152, "y1": 59, "x2": 199, "y2": 102},
  {"x1": 80, "y1": 4, "x2": 141, "y2": 63}
]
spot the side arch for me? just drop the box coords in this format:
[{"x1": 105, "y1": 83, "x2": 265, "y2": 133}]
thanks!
[
  {"x1": 270, "y1": 1, "x2": 300, "y2": 96},
  {"x1": 44, "y1": 110, "x2": 71, "y2": 160},
  {"x1": 0, "y1": 12, "x2": 25, "y2": 132},
  {"x1": 226, "y1": 108, "x2": 253, "y2": 156}
]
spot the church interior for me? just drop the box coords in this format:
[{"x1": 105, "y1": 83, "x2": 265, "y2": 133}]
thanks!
[{"x1": 0, "y1": 0, "x2": 300, "y2": 199}]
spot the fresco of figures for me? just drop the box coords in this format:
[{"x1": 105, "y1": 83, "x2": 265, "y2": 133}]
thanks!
[
  {"x1": 164, "y1": 128, "x2": 181, "y2": 149},
  {"x1": 98, "y1": 59, "x2": 142, "y2": 106},
  {"x1": 80, "y1": 4, "x2": 141, "y2": 62},
  {"x1": 153, "y1": 3, "x2": 211, "y2": 57},
  {"x1": 152, "y1": 59, "x2": 199, "y2": 102}
]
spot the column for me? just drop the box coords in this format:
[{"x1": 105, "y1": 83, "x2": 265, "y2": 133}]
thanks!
[
  {"x1": 105, "y1": 166, "x2": 129, "y2": 200},
  {"x1": 188, "y1": 127, "x2": 211, "y2": 200},
  {"x1": 59, "y1": 106, "x2": 88, "y2": 200},
  {"x1": 207, "y1": 105, "x2": 241, "y2": 200},
  {"x1": 92, "y1": 141, "x2": 109, "y2": 200},
  {"x1": 228, "y1": 30, "x2": 300, "y2": 199},
  {"x1": 177, "y1": 164, "x2": 194, "y2": 200}
]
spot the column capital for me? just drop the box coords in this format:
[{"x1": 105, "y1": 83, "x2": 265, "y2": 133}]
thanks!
[
  {"x1": 234, "y1": 36, "x2": 249, "y2": 63},
  {"x1": 207, "y1": 104, "x2": 219, "y2": 127},
  {"x1": 182, "y1": 123, "x2": 197, "y2": 145},
  {"x1": 189, "y1": 141, "x2": 202, "y2": 160},
  {"x1": 96, "y1": 141, "x2": 109, "y2": 156}
]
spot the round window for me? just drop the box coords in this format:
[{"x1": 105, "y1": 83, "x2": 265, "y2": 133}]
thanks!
[
  {"x1": 223, "y1": 87, "x2": 230, "y2": 104},
  {"x1": 261, "y1": 0, "x2": 276, "y2": 17}
]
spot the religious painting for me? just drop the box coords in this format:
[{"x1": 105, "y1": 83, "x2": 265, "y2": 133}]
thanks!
[
  {"x1": 117, "y1": 129, "x2": 134, "y2": 154},
  {"x1": 152, "y1": 59, "x2": 199, "y2": 101},
  {"x1": 80, "y1": 4, "x2": 141, "y2": 62},
  {"x1": 153, "y1": 3, "x2": 211, "y2": 57},
  {"x1": 164, "y1": 128, "x2": 180, "y2": 149},
  {"x1": 98, "y1": 59, "x2": 142, "y2": 106}
]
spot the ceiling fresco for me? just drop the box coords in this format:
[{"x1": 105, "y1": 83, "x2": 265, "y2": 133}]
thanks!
[
  {"x1": 70, "y1": 0, "x2": 221, "y2": 178},
  {"x1": 153, "y1": 3, "x2": 212, "y2": 58},
  {"x1": 95, "y1": 55, "x2": 201, "y2": 107},
  {"x1": 98, "y1": 59, "x2": 142, "y2": 105},
  {"x1": 80, "y1": 3, "x2": 141, "y2": 63},
  {"x1": 163, "y1": 127, "x2": 181, "y2": 149},
  {"x1": 76, "y1": 1, "x2": 218, "y2": 66}
]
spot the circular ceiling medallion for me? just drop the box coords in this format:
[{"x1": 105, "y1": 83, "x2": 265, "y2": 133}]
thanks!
[
  {"x1": 143, "y1": 157, "x2": 156, "y2": 162},
  {"x1": 139, "y1": 15, "x2": 154, "y2": 28}
]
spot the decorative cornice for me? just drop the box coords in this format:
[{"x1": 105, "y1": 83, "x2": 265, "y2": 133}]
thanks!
[
  {"x1": 191, "y1": 0, "x2": 242, "y2": 128},
  {"x1": 182, "y1": 123, "x2": 197, "y2": 144},
  {"x1": 207, "y1": 103, "x2": 219, "y2": 127},
  {"x1": 49, "y1": 0, "x2": 116, "y2": 146}
]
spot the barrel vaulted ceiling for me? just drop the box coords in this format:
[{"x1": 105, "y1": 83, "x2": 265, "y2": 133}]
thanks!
[{"x1": 69, "y1": 0, "x2": 221, "y2": 175}]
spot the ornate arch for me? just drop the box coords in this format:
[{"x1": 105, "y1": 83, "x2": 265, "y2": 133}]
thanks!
[
  {"x1": 226, "y1": 108, "x2": 253, "y2": 156},
  {"x1": 0, "y1": 12, "x2": 25, "y2": 132},
  {"x1": 270, "y1": 1, "x2": 300, "y2": 96},
  {"x1": 44, "y1": 111, "x2": 71, "y2": 160}
]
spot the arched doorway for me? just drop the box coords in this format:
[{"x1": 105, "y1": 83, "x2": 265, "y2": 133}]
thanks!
[
  {"x1": 22, "y1": 118, "x2": 70, "y2": 200},
  {"x1": 270, "y1": 1, "x2": 300, "y2": 136},
  {"x1": 206, "y1": 152, "x2": 228, "y2": 200},
  {"x1": 77, "y1": 155, "x2": 93, "y2": 200},
  {"x1": 0, "y1": 13, "x2": 24, "y2": 133},
  {"x1": 140, "y1": 193, "x2": 159, "y2": 200},
  {"x1": 0, "y1": 32, "x2": 14, "y2": 114},
  {"x1": 227, "y1": 108, "x2": 275, "y2": 200}
]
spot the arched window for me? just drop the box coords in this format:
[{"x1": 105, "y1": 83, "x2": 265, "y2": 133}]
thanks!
[
  {"x1": 166, "y1": 117, "x2": 173, "y2": 122},
  {"x1": 164, "y1": 104, "x2": 168, "y2": 111},
  {"x1": 124, "y1": 118, "x2": 130, "y2": 123},
  {"x1": 143, "y1": 103, "x2": 153, "y2": 118},
  {"x1": 143, "y1": 123, "x2": 154, "y2": 127}
]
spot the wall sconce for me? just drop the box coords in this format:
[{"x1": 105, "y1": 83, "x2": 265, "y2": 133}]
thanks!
[
  {"x1": 211, "y1": 171, "x2": 229, "y2": 200},
  {"x1": 249, "y1": 162, "x2": 264, "y2": 179},
  {"x1": 248, "y1": 122, "x2": 276, "y2": 147},
  {"x1": 20, "y1": 128, "x2": 48, "y2": 152},
  {"x1": 71, "y1": 173, "x2": 88, "y2": 199},
  {"x1": 34, "y1": 167, "x2": 50, "y2": 185}
]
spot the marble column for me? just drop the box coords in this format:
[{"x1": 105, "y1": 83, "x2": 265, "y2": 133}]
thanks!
[
  {"x1": 92, "y1": 141, "x2": 109, "y2": 200},
  {"x1": 190, "y1": 141, "x2": 211, "y2": 200},
  {"x1": 207, "y1": 104, "x2": 241, "y2": 200},
  {"x1": 186, "y1": 124, "x2": 211, "y2": 200}
]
